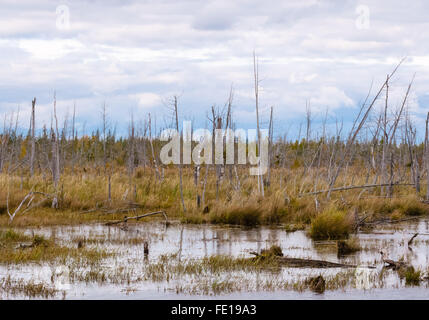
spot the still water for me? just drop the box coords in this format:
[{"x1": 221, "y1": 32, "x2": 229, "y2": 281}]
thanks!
[{"x1": 1, "y1": 219, "x2": 429, "y2": 299}]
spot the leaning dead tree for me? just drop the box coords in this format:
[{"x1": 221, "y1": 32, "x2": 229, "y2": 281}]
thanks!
[
  {"x1": 6, "y1": 187, "x2": 54, "y2": 223},
  {"x1": 326, "y1": 59, "x2": 405, "y2": 199}
]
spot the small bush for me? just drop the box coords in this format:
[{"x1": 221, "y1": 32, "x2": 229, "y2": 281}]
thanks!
[{"x1": 309, "y1": 207, "x2": 353, "y2": 240}]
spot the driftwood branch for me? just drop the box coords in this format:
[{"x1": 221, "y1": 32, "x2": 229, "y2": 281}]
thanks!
[
  {"x1": 105, "y1": 210, "x2": 168, "y2": 226},
  {"x1": 408, "y1": 233, "x2": 419, "y2": 247}
]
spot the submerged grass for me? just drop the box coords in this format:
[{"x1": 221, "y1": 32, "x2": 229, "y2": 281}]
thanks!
[
  {"x1": 0, "y1": 276, "x2": 61, "y2": 299},
  {"x1": 0, "y1": 229, "x2": 31, "y2": 243},
  {"x1": 144, "y1": 253, "x2": 282, "y2": 283},
  {"x1": 143, "y1": 253, "x2": 363, "y2": 295},
  {"x1": 398, "y1": 266, "x2": 422, "y2": 286},
  {"x1": 0, "y1": 229, "x2": 110, "y2": 265},
  {"x1": 337, "y1": 238, "x2": 361, "y2": 256}
]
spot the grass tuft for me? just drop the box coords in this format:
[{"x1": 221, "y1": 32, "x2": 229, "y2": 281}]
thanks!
[{"x1": 309, "y1": 206, "x2": 353, "y2": 240}]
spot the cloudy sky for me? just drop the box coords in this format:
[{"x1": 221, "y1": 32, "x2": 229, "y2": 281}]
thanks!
[{"x1": 1, "y1": 0, "x2": 429, "y2": 137}]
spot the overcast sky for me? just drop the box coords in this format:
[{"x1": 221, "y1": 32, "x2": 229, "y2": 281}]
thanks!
[{"x1": 1, "y1": 0, "x2": 429, "y2": 137}]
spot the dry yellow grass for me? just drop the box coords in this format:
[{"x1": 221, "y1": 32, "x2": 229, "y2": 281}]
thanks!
[{"x1": 0, "y1": 166, "x2": 427, "y2": 227}]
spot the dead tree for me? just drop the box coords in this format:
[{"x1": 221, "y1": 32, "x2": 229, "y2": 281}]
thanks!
[
  {"x1": 30, "y1": 97, "x2": 36, "y2": 176},
  {"x1": 327, "y1": 59, "x2": 404, "y2": 199},
  {"x1": 174, "y1": 96, "x2": 186, "y2": 213},
  {"x1": 266, "y1": 106, "x2": 273, "y2": 187},
  {"x1": 425, "y1": 112, "x2": 429, "y2": 201},
  {"x1": 51, "y1": 93, "x2": 60, "y2": 208},
  {"x1": 148, "y1": 113, "x2": 161, "y2": 181},
  {"x1": 253, "y1": 52, "x2": 264, "y2": 196}
]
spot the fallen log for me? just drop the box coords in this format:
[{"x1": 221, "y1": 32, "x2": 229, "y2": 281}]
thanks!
[
  {"x1": 362, "y1": 216, "x2": 420, "y2": 226},
  {"x1": 274, "y1": 256, "x2": 370, "y2": 268},
  {"x1": 380, "y1": 251, "x2": 408, "y2": 270},
  {"x1": 250, "y1": 253, "x2": 374, "y2": 268},
  {"x1": 298, "y1": 183, "x2": 414, "y2": 197},
  {"x1": 105, "y1": 210, "x2": 168, "y2": 226}
]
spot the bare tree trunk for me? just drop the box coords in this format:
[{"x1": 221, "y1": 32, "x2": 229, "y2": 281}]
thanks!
[
  {"x1": 148, "y1": 113, "x2": 161, "y2": 181},
  {"x1": 425, "y1": 112, "x2": 429, "y2": 200},
  {"x1": 253, "y1": 52, "x2": 264, "y2": 196},
  {"x1": 102, "y1": 102, "x2": 107, "y2": 173},
  {"x1": 381, "y1": 75, "x2": 389, "y2": 195},
  {"x1": 71, "y1": 102, "x2": 76, "y2": 174},
  {"x1": 266, "y1": 106, "x2": 273, "y2": 187},
  {"x1": 174, "y1": 96, "x2": 186, "y2": 213},
  {"x1": 30, "y1": 97, "x2": 36, "y2": 177},
  {"x1": 52, "y1": 93, "x2": 60, "y2": 208}
]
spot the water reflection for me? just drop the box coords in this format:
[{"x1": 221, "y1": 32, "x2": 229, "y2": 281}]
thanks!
[{"x1": 1, "y1": 218, "x2": 429, "y2": 299}]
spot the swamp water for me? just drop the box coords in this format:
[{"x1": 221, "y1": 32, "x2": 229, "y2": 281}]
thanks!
[{"x1": 1, "y1": 219, "x2": 429, "y2": 299}]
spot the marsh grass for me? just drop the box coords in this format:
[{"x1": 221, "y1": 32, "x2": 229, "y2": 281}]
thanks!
[
  {"x1": 0, "y1": 276, "x2": 60, "y2": 299},
  {"x1": 353, "y1": 195, "x2": 427, "y2": 220},
  {"x1": 309, "y1": 206, "x2": 353, "y2": 240},
  {"x1": 0, "y1": 229, "x2": 110, "y2": 265},
  {"x1": 149, "y1": 253, "x2": 360, "y2": 295},
  {"x1": 284, "y1": 223, "x2": 306, "y2": 232},
  {"x1": 398, "y1": 266, "x2": 422, "y2": 286},
  {"x1": 0, "y1": 229, "x2": 31, "y2": 243},
  {"x1": 142, "y1": 253, "x2": 359, "y2": 295},
  {"x1": 70, "y1": 235, "x2": 148, "y2": 246},
  {"x1": 0, "y1": 169, "x2": 427, "y2": 228},
  {"x1": 144, "y1": 253, "x2": 281, "y2": 282},
  {"x1": 209, "y1": 206, "x2": 262, "y2": 226}
]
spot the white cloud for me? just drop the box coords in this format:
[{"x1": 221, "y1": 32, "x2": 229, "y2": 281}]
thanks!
[
  {"x1": 310, "y1": 86, "x2": 354, "y2": 111},
  {"x1": 133, "y1": 93, "x2": 162, "y2": 108},
  {"x1": 0, "y1": 0, "x2": 429, "y2": 134}
]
